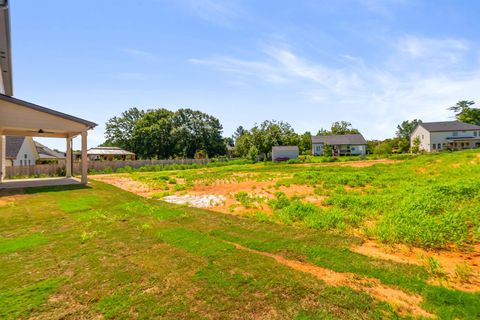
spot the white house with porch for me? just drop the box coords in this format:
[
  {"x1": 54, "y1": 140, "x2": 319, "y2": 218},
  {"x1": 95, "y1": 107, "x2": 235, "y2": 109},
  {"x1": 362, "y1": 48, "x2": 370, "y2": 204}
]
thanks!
[
  {"x1": 312, "y1": 134, "x2": 367, "y2": 156},
  {"x1": 410, "y1": 121, "x2": 480, "y2": 152},
  {"x1": 0, "y1": 2, "x2": 96, "y2": 187}
]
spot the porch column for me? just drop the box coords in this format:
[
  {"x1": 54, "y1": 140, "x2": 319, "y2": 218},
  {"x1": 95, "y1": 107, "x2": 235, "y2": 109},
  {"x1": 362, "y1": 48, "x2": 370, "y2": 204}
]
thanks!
[
  {"x1": 81, "y1": 131, "x2": 88, "y2": 184},
  {"x1": 0, "y1": 135, "x2": 5, "y2": 183},
  {"x1": 66, "y1": 137, "x2": 72, "y2": 178}
]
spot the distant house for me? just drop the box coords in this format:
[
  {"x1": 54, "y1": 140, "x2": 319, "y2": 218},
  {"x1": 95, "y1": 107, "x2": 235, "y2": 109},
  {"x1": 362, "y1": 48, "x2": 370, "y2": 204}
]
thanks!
[
  {"x1": 410, "y1": 121, "x2": 480, "y2": 152},
  {"x1": 312, "y1": 134, "x2": 367, "y2": 156},
  {"x1": 5, "y1": 136, "x2": 66, "y2": 166},
  {"x1": 35, "y1": 141, "x2": 66, "y2": 165},
  {"x1": 86, "y1": 147, "x2": 136, "y2": 161},
  {"x1": 5, "y1": 136, "x2": 37, "y2": 166},
  {"x1": 272, "y1": 146, "x2": 299, "y2": 161}
]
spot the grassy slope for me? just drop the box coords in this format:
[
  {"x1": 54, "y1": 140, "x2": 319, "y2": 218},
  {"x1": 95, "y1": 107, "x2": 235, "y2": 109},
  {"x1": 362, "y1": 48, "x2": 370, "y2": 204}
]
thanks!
[
  {"x1": 132, "y1": 150, "x2": 480, "y2": 249},
  {"x1": 0, "y1": 179, "x2": 479, "y2": 319}
]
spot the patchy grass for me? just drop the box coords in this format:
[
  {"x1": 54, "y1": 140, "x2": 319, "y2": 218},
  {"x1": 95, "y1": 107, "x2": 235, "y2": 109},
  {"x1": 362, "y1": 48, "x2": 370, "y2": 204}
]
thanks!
[
  {"x1": 0, "y1": 278, "x2": 63, "y2": 319},
  {"x1": 0, "y1": 233, "x2": 49, "y2": 254},
  {"x1": 129, "y1": 150, "x2": 480, "y2": 250},
  {"x1": 1, "y1": 174, "x2": 479, "y2": 318}
]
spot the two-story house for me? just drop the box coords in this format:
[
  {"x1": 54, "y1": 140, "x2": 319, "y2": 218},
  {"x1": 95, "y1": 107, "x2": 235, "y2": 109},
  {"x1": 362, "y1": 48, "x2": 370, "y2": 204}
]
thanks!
[{"x1": 410, "y1": 121, "x2": 480, "y2": 152}]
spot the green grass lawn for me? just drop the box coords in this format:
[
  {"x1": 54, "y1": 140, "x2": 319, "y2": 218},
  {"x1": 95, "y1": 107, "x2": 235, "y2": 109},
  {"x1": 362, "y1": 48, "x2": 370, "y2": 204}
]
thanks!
[
  {"x1": 1, "y1": 174, "x2": 479, "y2": 319},
  {"x1": 130, "y1": 150, "x2": 480, "y2": 250}
]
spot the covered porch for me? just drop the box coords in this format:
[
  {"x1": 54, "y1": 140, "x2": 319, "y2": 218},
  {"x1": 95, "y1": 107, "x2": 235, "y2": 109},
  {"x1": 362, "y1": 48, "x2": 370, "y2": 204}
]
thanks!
[
  {"x1": 0, "y1": 94, "x2": 97, "y2": 188},
  {"x1": 444, "y1": 138, "x2": 480, "y2": 151}
]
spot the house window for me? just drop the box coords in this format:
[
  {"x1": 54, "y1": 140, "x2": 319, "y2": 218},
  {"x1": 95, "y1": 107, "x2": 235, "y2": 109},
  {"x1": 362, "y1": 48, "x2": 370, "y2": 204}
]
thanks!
[
  {"x1": 475, "y1": 131, "x2": 478, "y2": 137},
  {"x1": 466, "y1": 142, "x2": 470, "y2": 147},
  {"x1": 20, "y1": 160, "x2": 23, "y2": 166},
  {"x1": 351, "y1": 146, "x2": 356, "y2": 151},
  {"x1": 437, "y1": 143, "x2": 441, "y2": 149},
  {"x1": 432, "y1": 144, "x2": 436, "y2": 150},
  {"x1": 453, "y1": 131, "x2": 458, "y2": 137},
  {"x1": 28, "y1": 160, "x2": 31, "y2": 165},
  {"x1": 24, "y1": 154, "x2": 27, "y2": 159},
  {"x1": 421, "y1": 134, "x2": 424, "y2": 139}
]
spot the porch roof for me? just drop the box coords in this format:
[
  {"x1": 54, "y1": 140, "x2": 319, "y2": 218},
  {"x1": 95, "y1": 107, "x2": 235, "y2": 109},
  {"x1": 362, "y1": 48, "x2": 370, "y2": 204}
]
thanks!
[{"x1": 0, "y1": 94, "x2": 97, "y2": 138}]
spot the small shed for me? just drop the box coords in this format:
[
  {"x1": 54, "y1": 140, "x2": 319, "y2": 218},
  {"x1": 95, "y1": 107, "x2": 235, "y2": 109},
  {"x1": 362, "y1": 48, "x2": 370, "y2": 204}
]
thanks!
[{"x1": 272, "y1": 146, "x2": 299, "y2": 162}]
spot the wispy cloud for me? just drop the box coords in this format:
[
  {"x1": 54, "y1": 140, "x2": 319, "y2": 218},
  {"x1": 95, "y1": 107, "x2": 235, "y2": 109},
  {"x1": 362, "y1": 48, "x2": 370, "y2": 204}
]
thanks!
[
  {"x1": 396, "y1": 35, "x2": 468, "y2": 63},
  {"x1": 189, "y1": 35, "x2": 480, "y2": 138}
]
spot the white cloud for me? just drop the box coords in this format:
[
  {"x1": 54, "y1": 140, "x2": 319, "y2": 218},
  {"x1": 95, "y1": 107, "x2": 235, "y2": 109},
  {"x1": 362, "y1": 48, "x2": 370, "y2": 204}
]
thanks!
[
  {"x1": 396, "y1": 35, "x2": 469, "y2": 65},
  {"x1": 189, "y1": 35, "x2": 480, "y2": 138}
]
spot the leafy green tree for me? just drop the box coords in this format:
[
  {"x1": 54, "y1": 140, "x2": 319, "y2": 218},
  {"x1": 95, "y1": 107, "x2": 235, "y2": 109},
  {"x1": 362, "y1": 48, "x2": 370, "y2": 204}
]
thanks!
[
  {"x1": 448, "y1": 100, "x2": 480, "y2": 125},
  {"x1": 316, "y1": 121, "x2": 360, "y2": 136},
  {"x1": 234, "y1": 132, "x2": 253, "y2": 158},
  {"x1": 395, "y1": 119, "x2": 422, "y2": 153},
  {"x1": 250, "y1": 120, "x2": 299, "y2": 160},
  {"x1": 170, "y1": 109, "x2": 226, "y2": 158},
  {"x1": 373, "y1": 139, "x2": 394, "y2": 154},
  {"x1": 248, "y1": 145, "x2": 259, "y2": 162},
  {"x1": 323, "y1": 143, "x2": 332, "y2": 156},
  {"x1": 411, "y1": 136, "x2": 421, "y2": 153},
  {"x1": 330, "y1": 121, "x2": 360, "y2": 135},
  {"x1": 132, "y1": 109, "x2": 174, "y2": 159},
  {"x1": 298, "y1": 131, "x2": 312, "y2": 155},
  {"x1": 104, "y1": 108, "x2": 145, "y2": 151}
]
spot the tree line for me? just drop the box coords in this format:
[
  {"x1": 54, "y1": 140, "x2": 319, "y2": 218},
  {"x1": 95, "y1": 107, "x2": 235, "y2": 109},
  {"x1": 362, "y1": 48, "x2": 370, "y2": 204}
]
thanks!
[{"x1": 103, "y1": 100, "x2": 480, "y2": 159}]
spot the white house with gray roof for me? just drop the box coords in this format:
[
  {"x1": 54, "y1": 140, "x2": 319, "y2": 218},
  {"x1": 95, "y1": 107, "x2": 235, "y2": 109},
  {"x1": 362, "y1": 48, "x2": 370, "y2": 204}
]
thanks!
[
  {"x1": 312, "y1": 134, "x2": 367, "y2": 156},
  {"x1": 410, "y1": 121, "x2": 480, "y2": 152}
]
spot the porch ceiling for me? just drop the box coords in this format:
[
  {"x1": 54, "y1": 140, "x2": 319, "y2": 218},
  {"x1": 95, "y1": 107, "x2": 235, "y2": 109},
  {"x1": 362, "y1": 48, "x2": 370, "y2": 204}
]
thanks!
[{"x1": 0, "y1": 94, "x2": 97, "y2": 137}]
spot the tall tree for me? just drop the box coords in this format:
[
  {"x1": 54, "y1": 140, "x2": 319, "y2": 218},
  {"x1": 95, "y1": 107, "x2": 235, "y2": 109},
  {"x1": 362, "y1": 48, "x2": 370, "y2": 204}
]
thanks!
[
  {"x1": 330, "y1": 121, "x2": 360, "y2": 135},
  {"x1": 298, "y1": 131, "x2": 312, "y2": 155},
  {"x1": 104, "y1": 108, "x2": 145, "y2": 151},
  {"x1": 132, "y1": 109, "x2": 174, "y2": 159},
  {"x1": 395, "y1": 119, "x2": 422, "y2": 153},
  {"x1": 170, "y1": 108, "x2": 226, "y2": 158},
  {"x1": 448, "y1": 100, "x2": 480, "y2": 125}
]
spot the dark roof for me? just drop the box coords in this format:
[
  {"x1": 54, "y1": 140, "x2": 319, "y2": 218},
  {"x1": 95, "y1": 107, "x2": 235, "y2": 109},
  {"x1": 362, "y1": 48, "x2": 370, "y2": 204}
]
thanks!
[
  {"x1": 5, "y1": 136, "x2": 24, "y2": 159},
  {"x1": 35, "y1": 141, "x2": 65, "y2": 159},
  {"x1": 312, "y1": 134, "x2": 367, "y2": 145},
  {"x1": 419, "y1": 121, "x2": 480, "y2": 132},
  {"x1": 0, "y1": 94, "x2": 97, "y2": 128},
  {"x1": 0, "y1": 2, "x2": 13, "y2": 96},
  {"x1": 272, "y1": 146, "x2": 299, "y2": 152}
]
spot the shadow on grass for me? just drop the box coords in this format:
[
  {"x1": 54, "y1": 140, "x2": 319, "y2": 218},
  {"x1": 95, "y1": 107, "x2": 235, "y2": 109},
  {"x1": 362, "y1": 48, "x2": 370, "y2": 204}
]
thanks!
[{"x1": 0, "y1": 184, "x2": 92, "y2": 196}]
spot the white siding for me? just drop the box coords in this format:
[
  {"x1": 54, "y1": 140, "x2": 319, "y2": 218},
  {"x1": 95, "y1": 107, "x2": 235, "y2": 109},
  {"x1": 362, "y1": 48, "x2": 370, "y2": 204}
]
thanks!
[
  {"x1": 411, "y1": 125, "x2": 431, "y2": 152},
  {"x1": 12, "y1": 137, "x2": 37, "y2": 166},
  {"x1": 412, "y1": 125, "x2": 480, "y2": 152}
]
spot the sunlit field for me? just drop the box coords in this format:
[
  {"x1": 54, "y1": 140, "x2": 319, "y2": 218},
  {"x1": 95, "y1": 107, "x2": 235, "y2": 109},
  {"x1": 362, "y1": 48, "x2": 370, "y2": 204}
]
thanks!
[{"x1": 1, "y1": 150, "x2": 480, "y2": 319}]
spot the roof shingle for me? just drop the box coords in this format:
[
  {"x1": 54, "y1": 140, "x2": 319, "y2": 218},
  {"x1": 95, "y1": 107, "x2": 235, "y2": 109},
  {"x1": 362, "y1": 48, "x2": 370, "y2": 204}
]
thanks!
[
  {"x1": 419, "y1": 121, "x2": 480, "y2": 132},
  {"x1": 311, "y1": 134, "x2": 367, "y2": 145}
]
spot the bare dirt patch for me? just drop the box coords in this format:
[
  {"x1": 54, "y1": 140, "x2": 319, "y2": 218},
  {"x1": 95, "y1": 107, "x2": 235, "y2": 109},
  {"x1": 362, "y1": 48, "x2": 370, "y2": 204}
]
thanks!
[
  {"x1": 231, "y1": 242, "x2": 434, "y2": 318},
  {"x1": 353, "y1": 240, "x2": 480, "y2": 292},
  {"x1": 297, "y1": 159, "x2": 399, "y2": 168},
  {"x1": 90, "y1": 174, "x2": 161, "y2": 197},
  {"x1": 0, "y1": 189, "x2": 26, "y2": 207}
]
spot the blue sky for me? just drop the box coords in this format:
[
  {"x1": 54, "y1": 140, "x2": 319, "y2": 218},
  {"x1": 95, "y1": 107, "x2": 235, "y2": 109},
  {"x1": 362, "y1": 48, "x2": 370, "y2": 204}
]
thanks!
[{"x1": 10, "y1": 0, "x2": 480, "y2": 150}]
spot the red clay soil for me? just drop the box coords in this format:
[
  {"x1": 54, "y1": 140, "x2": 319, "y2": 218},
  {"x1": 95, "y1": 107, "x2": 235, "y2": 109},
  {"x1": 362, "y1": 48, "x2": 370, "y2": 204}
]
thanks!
[
  {"x1": 352, "y1": 241, "x2": 480, "y2": 292},
  {"x1": 231, "y1": 242, "x2": 434, "y2": 318}
]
